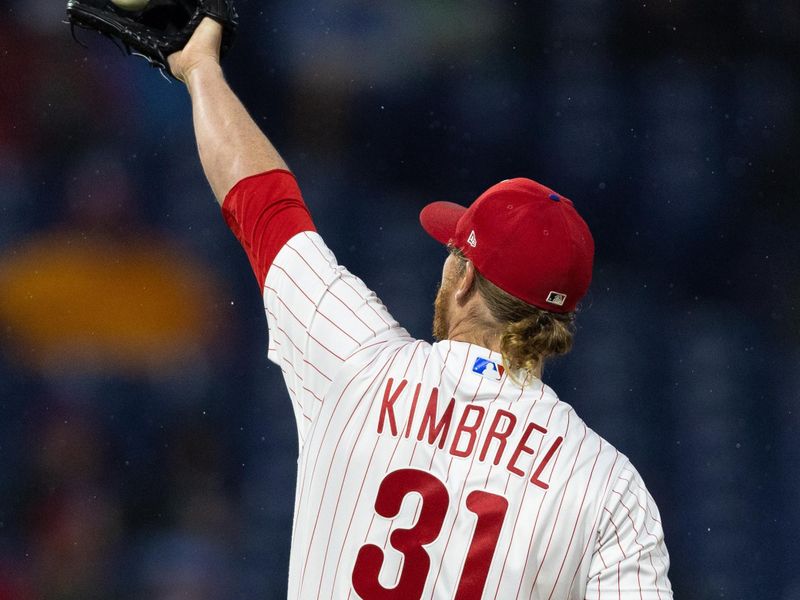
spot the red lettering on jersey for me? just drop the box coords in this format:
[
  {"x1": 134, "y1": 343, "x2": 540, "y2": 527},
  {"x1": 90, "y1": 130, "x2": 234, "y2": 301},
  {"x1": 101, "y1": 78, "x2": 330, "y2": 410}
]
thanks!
[
  {"x1": 417, "y1": 388, "x2": 455, "y2": 450},
  {"x1": 377, "y1": 378, "x2": 407, "y2": 436},
  {"x1": 479, "y1": 409, "x2": 517, "y2": 465},
  {"x1": 530, "y1": 435, "x2": 563, "y2": 490},
  {"x1": 506, "y1": 421, "x2": 547, "y2": 477},
  {"x1": 449, "y1": 405, "x2": 486, "y2": 458},
  {"x1": 404, "y1": 383, "x2": 422, "y2": 438}
]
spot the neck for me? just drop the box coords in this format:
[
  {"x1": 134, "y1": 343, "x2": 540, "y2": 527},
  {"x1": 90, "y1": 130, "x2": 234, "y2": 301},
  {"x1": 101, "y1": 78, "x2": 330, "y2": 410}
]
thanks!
[
  {"x1": 447, "y1": 315, "x2": 501, "y2": 354},
  {"x1": 447, "y1": 319, "x2": 543, "y2": 382}
]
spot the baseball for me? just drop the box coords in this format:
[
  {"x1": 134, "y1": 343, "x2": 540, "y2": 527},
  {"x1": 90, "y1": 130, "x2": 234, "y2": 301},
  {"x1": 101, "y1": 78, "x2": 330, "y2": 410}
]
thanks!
[{"x1": 110, "y1": 0, "x2": 149, "y2": 11}]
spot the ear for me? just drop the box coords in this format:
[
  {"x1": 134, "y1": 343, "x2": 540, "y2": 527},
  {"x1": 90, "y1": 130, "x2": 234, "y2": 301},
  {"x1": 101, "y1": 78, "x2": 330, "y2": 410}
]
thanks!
[{"x1": 454, "y1": 260, "x2": 478, "y2": 305}]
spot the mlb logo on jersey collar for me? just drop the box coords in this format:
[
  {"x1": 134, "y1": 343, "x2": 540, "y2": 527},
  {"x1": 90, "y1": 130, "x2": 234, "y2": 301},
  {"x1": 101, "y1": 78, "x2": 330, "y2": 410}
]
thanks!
[{"x1": 472, "y1": 357, "x2": 505, "y2": 381}]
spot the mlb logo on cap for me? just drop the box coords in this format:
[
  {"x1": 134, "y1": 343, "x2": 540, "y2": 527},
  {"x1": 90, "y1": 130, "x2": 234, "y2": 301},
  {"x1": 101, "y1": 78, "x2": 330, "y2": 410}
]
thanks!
[
  {"x1": 546, "y1": 291, "x2": 567, "y2": 307},
  {"x1": 473, "y1": 357, "x2": 505, "y2": 381}
]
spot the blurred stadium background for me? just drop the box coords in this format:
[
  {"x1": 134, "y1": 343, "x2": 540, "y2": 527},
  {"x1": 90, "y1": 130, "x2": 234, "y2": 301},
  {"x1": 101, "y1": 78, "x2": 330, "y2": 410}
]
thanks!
[{"x1": 0, "y1": 0, "x2": 798, "y2": 598}]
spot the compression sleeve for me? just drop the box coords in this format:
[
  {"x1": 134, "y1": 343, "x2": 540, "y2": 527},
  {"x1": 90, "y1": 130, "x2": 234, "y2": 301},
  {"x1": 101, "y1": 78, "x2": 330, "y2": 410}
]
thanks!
[{"x1": 222, "y1": 169, "x2": 316, "y2": 289}]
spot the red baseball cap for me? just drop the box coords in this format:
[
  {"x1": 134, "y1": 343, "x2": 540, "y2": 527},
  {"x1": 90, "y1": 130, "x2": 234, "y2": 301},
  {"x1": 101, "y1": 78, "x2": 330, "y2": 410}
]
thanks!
[{"x1": 419, "y1": 178, "x2": 594, "y2": 313}]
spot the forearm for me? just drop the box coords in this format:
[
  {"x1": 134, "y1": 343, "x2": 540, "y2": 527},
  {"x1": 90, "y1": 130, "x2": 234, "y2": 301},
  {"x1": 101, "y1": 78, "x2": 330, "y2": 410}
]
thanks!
[{"x1": 185, "y1": 61, "x2": 288, "y2": 203}]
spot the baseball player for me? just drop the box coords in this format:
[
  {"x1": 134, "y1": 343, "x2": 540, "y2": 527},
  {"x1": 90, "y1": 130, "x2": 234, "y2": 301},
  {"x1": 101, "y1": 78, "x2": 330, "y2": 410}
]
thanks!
[{"x1": 168, "y1": 14, "x2": 673, "y2": 600}]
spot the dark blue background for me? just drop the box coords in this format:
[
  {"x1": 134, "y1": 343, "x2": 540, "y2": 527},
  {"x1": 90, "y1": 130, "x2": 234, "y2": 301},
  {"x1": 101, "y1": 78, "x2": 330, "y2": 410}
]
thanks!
[{"x1": 0, "y1": 1, "x2": 798, "y2": 598}]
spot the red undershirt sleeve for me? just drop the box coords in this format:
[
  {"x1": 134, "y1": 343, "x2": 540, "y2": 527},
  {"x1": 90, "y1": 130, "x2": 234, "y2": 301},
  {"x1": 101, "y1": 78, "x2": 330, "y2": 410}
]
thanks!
[{"x1": 221, "y1": 169, "x2": 317, "y2": 289}]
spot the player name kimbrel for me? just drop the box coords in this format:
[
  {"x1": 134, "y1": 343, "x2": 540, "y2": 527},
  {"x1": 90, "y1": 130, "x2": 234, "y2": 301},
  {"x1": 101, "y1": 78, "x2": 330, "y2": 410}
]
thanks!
[{"x1": 376, "y1": 377, "x2": 563, "y2": 490}]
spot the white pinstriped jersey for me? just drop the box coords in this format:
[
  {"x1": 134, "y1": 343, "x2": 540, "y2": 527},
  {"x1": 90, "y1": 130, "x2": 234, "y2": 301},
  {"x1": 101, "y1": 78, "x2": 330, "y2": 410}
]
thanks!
[{"x1": 264, "y1": 230, "x2": 673, "y2": 599}]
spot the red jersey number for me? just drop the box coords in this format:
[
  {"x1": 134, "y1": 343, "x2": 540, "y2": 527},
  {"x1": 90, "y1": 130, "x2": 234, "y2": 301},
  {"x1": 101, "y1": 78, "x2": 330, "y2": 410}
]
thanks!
[{"x1": 351, "y1": 468, "x2": 509, "y2": 600}]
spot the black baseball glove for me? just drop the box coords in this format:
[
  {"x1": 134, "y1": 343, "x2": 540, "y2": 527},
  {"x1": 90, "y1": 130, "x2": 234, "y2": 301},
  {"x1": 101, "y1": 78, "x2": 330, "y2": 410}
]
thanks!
[{"x1": 66, "y1": 0, "x2": 238, "y2": 78}]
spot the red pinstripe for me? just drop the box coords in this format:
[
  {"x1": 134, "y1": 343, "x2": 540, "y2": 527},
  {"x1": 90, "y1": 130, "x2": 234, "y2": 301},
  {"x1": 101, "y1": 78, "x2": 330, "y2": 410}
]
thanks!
[
  {"x1": 518, "y1": 418, "x2": 587, "y2": 598},
  {"x1": 427, "y1": 371, "x2": 509, "y2": 598},
  {"x1": 436, "y1": 341, "x2": 454, "y2": 387},
  {"x1": 271, "y1": 325, "x2": 318, "y2": 423},
  {"x1": 392, "y1": 342, "x2": 475, "y2": 582},
  {"x1": 303, "y1": 232, "x2": 393, "y2": 327},
  {"x1": 302, "y1": 386, "x2": 323, "y2": 403},
  {"x1": 603, "y1": 508, "x2": 627, "y2": 559},
  {"x1": 270, "y1": 264, "x2": 318, "y2": 307},
  {"x1": 615, "y1": 495, "x2": 646, "y2": 552},
  {"x1": 344, "y1": 339, "x2": 396, "y2": 363},
  {"x1": 307, "y1": 330, "x2": 348, "y2": 361},
  {"x1": 279, "y1": 360, "x2": 313, "y2": 421},
  {"x1": 597, "y1": 545, "x2": 609, "y2": 569},
  {"x1": 635, "y1": 550, "x2": 643, "y2": 600},
  {"x1": 295, "y1": 346, "x2": 393, "y2": 567},
  {"x1": 267, "y1": 286, "x2": 351, "y2": 360},
  {"x1": 267, "y1": 312, "x2": 305, "y2": 355},
  {"x1": 284, "y1": 245, "x2": 379, "y2": 335},
  {"x1": 542, "y1": 437, "x2": 603, "y2": 600},
  {"x1": 327, "y1": 341, "x2": 422, "y2": 595},
  {"x1": 312, "y1": 346, "x2": 407, "y2": 597},
  {"x1": 638, "y1": 513, "x2": 664, "y2": 546},
  {"x1": 564, "y1": 450, "x2": 621, "y2": 594},
  {"x1": 408, "y1": 342, "x2": 452, "y2": 466},
  {"x1": 401, "y1": 341, "x2": 424, "y2": 378},
  {"x1": 373, "y1": 344, "x2": 433, "y2": 557},
  {"x1": 649, "y1": 553, "x2": 663, "y2": 600},
  {"x1": 303, "y1": 359, "x2": 333, "y2": 382},
  {"x1": 281, "y1": 364, "x2": 303, "y2": 382},
  {"x1": 481, "y1": 383, "x2": 526, "y2": 490},
  {"x1": 614, "y1": 492, "x2": 647, "y2": 596},
  {"x1": 442, "y1": 345, "x2": 474, "y2": 482},
  {"x1": 625, "y1": 479, "x2": 663, "y2": 525},
  {"x1": 322, "y1": 340, "x2": 424, "y2": 599},
  {"x1": 299, "y1": 345, "x2": 406, "y2": 594},
  {"x1": 265, "y1": 285, "x2": 310, "y2": 329},
  {"x1": 384, "y1": 342, "x2": 476, "y2": 585},
  {"x1": 490, "y1": 385, "x2": 552, "y2": 600},
  {"x1": 502, "y1": 383, "x2": 549, "y2": 496},
  {"x1": 270, "y1": 265, "x2": 364, "y2": 344},
  {"x1": 296, "y1": 342, "x2": 394, "y2": 489}
]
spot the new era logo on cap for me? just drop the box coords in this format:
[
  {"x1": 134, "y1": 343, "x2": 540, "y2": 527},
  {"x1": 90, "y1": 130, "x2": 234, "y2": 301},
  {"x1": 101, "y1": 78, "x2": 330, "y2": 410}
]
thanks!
[
  {"x1": 467, "y1": 230, "x2": 477, "y2": 247},
  {"x1": 546, "y1": 291, "x2": 567, "y2": 306}
]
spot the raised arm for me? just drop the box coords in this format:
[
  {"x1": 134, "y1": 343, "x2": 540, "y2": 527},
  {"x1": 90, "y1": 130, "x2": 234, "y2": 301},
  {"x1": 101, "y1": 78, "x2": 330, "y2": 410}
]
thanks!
[{"x1": 168, "y1": 18, "x2": 288, "y2": 203}]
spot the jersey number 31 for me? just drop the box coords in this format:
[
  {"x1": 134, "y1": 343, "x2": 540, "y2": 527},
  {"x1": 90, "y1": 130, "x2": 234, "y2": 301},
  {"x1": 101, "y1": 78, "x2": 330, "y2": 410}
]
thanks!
[{"x1": 351, "y1": 468, "x2": 509, "y2": 599}]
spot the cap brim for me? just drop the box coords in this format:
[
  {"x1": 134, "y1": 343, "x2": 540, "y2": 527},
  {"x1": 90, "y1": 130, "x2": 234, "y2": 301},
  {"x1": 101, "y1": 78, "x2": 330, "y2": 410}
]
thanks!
[{"x1": 419, "y1": 201, "x2": 467, "y2": 246}]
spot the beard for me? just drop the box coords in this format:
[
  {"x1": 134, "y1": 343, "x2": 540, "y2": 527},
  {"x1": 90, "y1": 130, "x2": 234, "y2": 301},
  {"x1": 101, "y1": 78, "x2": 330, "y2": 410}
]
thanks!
[{"x1": 432, "y1": 277, "x2": 452, "y2": 341}]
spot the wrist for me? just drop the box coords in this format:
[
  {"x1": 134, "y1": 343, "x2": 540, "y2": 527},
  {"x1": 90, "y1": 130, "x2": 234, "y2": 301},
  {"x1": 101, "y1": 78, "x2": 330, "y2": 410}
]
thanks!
[{"x1": 183, "y1": 58, "x2": 224, "y2": 89}]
